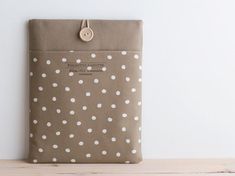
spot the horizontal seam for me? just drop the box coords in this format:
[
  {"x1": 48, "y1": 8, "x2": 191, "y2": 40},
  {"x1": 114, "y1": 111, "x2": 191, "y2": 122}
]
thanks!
[{"x1": 29, "y1": 50, "x2": 142, "y2": 52}]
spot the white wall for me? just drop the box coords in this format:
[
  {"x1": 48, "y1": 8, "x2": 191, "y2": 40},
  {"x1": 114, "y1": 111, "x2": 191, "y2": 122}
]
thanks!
[{"x1": 1, "y1": 0, "x2": 235, "y2": 159}]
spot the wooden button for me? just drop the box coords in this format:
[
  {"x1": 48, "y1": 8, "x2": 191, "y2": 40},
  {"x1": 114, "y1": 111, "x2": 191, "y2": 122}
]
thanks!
[{"x1": 79, "y1": 27, "x2": 94, "y2": 42}]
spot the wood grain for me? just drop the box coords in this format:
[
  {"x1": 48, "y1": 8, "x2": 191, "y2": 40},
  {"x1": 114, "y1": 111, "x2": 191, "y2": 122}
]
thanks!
[{"x1": 1, "y1": 159, "x2": 235, "y2": 176}]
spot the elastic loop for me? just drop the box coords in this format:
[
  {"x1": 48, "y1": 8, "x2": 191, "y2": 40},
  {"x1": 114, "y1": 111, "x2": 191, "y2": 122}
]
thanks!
[{"x1": 81, "y1": 19, "x2": 89, "y2": 29}]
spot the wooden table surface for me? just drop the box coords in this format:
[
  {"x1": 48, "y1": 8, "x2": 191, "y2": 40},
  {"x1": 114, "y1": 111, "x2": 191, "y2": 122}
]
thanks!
[{"x1": 1, "y1": 159, "x2": 235, "y2": 176}]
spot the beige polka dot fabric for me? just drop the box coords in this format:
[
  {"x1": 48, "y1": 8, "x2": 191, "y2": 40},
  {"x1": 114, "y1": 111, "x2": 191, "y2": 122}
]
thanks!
[{"x1": 28, "y1": 20, "x2": 143, "y2": 163}]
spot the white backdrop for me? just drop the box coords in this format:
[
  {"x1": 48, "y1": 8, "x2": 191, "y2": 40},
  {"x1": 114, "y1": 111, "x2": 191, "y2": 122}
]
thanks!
[{"x1": 1, "y1": 0, "x2": 235, "y2": 159}]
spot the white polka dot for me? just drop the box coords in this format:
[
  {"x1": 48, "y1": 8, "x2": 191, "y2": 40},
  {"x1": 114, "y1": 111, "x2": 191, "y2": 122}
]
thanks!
[
  {"x1": 110, "y1": 75, "x2": 116, "y2": 80},
  {"x1": 41, "y1": 73, "x2": 46, "y2": 78},
  {"x1": 122, "y1": 113, "x2": 127, "y2": 118},
  {"x1": 97, "y1": 103, "x2": 102, "y2": 108},
  {"x1": 69, "y1": 50, "x2": 74, "y2": 53},
  {"x1": 138, "y1": 78, "x2": 142, "y2": 82},
  {"x1": 101, "y1": 150, "x2": 107, "y2": 155},
  {"x1": 102, "y1": 67, "x2": 107, "y2": 71},
  {"x1": 138, "y1": 101, "x2": 142, "y2": 106},
  {"x1": 55, "y1": 69, "x2": 60, "y2": 74},
  {"x1": 125, "y1": 77, "x2": 130, "y2": 82},
  {"x1": 70, "y1": 98, "x2": 76, "y2": 103},
  {"x1": 78, "y1": 141, "x2": 84, "y2": 146},
  {"x1": 56, "y1": 131, "x2": 61, "y2": 136},
  {"x1": 56, "y1": 108, "x2": 61, "y2": 114},
  {"x1": 131, "y1": 149, "x2": 137, "y2": 154},
  {"x1": 29, "y1": 133, "x2": 33, "y2": 138},
  {"x1": 125, "y1": 161, "x2": 131, "y2": 164},
  {"x1": 125, "y1": 100, "x2": 130, "y2": 104},
  {"x1": 38, "y1": 86, "x2": 43, "y2": 91},
  {"x1": 116, "y1": 90, "x2": 121, "y2": 96},
  {"x1": 76, "y1": 59, "x2": 81, "y2": 64},
  {"x1": 52, "y1": 97, "x2": 57, "y2": 102},
  {"x1": 87, "y1": 66, "x2": 92, "y2": 71},
  {"x1": 52, "y1": 83, "x2": 58, "y2": 87},
  {"x1": 65, "y1": 87, "x2": 70, "y2": 91},
  {"x1": 65, "y1": 148, "x2": 70, "y2": 153},
  {"x1": 62, "y1": 120, "x2": 67, "y2": 124},
  {"x1": 121, "y1": 51, "x2": 127, "y2": 55},
  {"x1": 86, "y1": 153, "x2": 91, "y2": 158},
  {"x1": 138, "y1": 139, "x2": 141, "y2": 143},
  {"x1": 94, "y1": 78, "x2": 99, "y2": 83},
  {"x1": 125, "y1": 139, "x2": 131, "y2": 144},
  {"x1": 52, "y1": 144, "x2": 58, "y2": 149},
  {"x1": 122, "y1": 127, "x2": 127, "y2": 132},
  {"x1": 111, "y1": 137, "x2": 116, "y2": 142},
  {"x1": 42, "y1": 135, "x2": 47, "y2": 140},
  {"x1": 139, "y1": 127, "x2": 142, "y2": 131},
  {"x1": 91, "y1": 53, "x2": 96, "y2": 58},
  {"x1": 134, "y1": 54, "x2": 139, "y2": 59},
  {"x1": 33, "y1": 57, "x2": 38, "y2": 62},
  {"x1": 139, "y1": 65, "x2": 142, "y2": 70},
  {"x1": 42, "y1": 106, "x2": 47, "y2": 111},
  {"x1": 46, "y1": 60, "x2": 51, "y2": 64},
  {"x1": 101, "y1": 89, "x2": 107, "y2": 94},
  {"x1": 78, "y1": 80, "x2": 83, "y2": 84},
  {"x1": 116, "y1": 152, "x2": 121, "y2": 157},
  {"x1": 82, "y1": 106, "x2": 87, "y2": 111},
  {"x1": 69, "y1": 72, "x2": 74, "y2": 76},
  {"x1": 94, "y1": 140, "x2": 99, "y2": 145},
  {"x1": 87, "y1": 128, "x2": 93, "y2": 133},
  {"x1": 52, "y1": 158, "x2": 57, "y2": 162},
  {"x1": 111, "y1": 104, "x2": 116, "y2": 109},
  {"x1": 38, "y1": 148, "x2": 43, "y2": 153},
  {"x1": 47, "y1": 122, "x2": 52, "y2": 127},
  {"x1": 134, "y1": 116, "x2": 139, "y2": 121},
  {"x1": 29, "y1": 72, "x2": 33, "y2": 76},
  {"x1": 70, "y1": 159, "x2": 76, "y2": 163},
  {"x1": 69, "y1": 134, "x2": 75, "y2": 138},
  {"x1": 121, "y1": 65, "x2": 126, "y2": 69},
  {"x1": 33, "y1": 159, "x2": 37, "y2": 163},
  {"x1": 76, "y1": 121, "x2": 81, "y2": 126},
  {"x1": 91, "y1": 116, "x2": 96, "y2": 120},
  {"x1": 86, "y1": 92, "x2": 91, "y2": 96},
  {"x1": 102, "y1": 129, "x2": 107, "y2": 134},
  {"x1": 131, "y1": 88, "x2": 136, "y2": 92},
  {"x1": 33, "y1": 120, "x2": 38, "y2": 124},
  {"x1": 107, "y1": 55, "x2": 112, "y2": 60},
  {"x1": 107, "y1": 117, "x2": 113, "y2": 122},
  {"x1": 69, "y1": 110, "x2": 75, "y2": 115},
  {"x1": 62, "y1": 58, "x2": 67, "y2": 62},
  {"x1": 33, "y1": 98, "x2": 38, "y2": 102}
]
